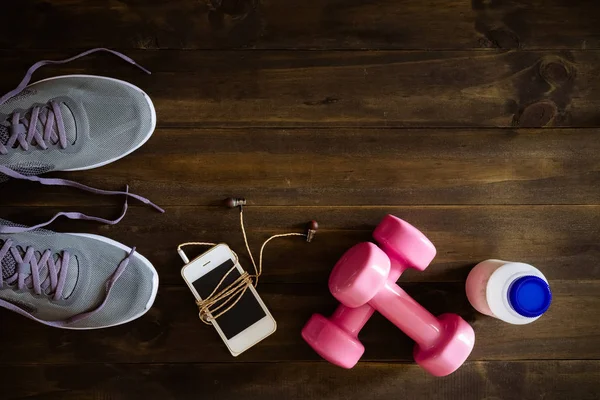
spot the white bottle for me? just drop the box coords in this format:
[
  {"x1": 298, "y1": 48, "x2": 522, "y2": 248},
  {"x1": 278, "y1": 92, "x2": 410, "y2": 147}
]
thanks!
[{"x1": 465, "y1": 260, "x2": 552, "y2": 325}]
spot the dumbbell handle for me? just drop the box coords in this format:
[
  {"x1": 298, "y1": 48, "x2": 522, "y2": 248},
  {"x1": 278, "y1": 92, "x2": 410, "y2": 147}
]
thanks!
[
  {"x1": 330, "y1": 258, "x2": 408, "y2": 335},
  {"x1": 369, "y1": 280, "x2": 442, "y2": 348}
]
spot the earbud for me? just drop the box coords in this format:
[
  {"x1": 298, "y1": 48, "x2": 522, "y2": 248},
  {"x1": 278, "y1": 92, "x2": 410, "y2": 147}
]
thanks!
[
  {"x1": 225, "y1": 197, "x2": 316, "y2": 242},
  {"x1": 225, "y1": 197, "x2": 247, "y2": 208},
  {"x1": 306, "y1": 220, "x2": 319, "y2": 242}
]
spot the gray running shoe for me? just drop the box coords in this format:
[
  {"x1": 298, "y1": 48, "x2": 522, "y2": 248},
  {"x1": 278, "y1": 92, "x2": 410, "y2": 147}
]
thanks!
[
  {"x1": 0, "y1": 49, "x2": 156, "y2": 176},
  {"x1": 0, "y1": 219, "x2": 158, "y2": 329},
  {"x1": 0, "y1": 48, "x2": 163, "y2": 233}
]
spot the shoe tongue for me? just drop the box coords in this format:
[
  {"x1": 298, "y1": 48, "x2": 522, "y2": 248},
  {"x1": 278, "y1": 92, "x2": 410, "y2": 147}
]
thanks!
[
  {"x1": 58, "y1": 103, "x2": 77, "y2": 145},
  {"x1": 0, "y1": 125, "x2": 8, "y2": 145},
  {"x1": 0, "y1": 239, "x2": 79, "y2": 298},
  {"x1": 1, "y1": 246, "x2": 17, "y2": 280}
]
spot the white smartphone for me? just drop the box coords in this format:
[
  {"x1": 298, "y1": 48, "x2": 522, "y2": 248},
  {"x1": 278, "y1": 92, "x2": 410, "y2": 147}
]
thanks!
[{"x1": 181, "y1": 243, "x2": 277, "y2": 356}]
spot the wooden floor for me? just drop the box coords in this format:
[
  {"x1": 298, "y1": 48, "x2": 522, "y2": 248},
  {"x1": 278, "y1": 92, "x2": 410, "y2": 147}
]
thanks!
[{"x1": 2, "y1": 1, "x2": 600, "y2": 399}]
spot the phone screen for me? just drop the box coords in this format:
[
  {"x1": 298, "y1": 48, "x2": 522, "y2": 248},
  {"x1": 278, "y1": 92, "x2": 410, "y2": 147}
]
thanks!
[{"x1": 192, "y1": 259, "x2": 267, "y2": 339}]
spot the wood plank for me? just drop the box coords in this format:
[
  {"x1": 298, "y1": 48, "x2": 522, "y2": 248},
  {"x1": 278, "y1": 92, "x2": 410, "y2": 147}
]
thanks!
[
  {"x1": 2, "y1": 1, "x2": 599, "y2": 50},
  {"x1": 2, "y1": 50, "x2": 600, "y2": 128},
  {"x1": 3, "y1": 361, "x2": 599, "y2": 400},
  {"x1": 2, "y1": 127, "x2": 599, "y2": 207},
  {"x1": 1, "y1": 206, "x2": 598, "y2": 285},
  {"x1": 0, "y1": 282, "x2": 597, "y2": 363}
]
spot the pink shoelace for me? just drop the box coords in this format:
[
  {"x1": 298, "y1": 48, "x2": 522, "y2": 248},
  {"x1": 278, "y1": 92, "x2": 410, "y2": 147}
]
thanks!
[
  {"x1": 0, "y1": 238, "x2": 136, "y2": 327},
  {"x1": 0, "y1": 238, "x2": 71, "y2": 300},
  {"x1": 0, "y1": 48, "x2": 164, "y2": 234},
  {"x1": 0, "y1": 101, "x2": 67, "y2": 155}
]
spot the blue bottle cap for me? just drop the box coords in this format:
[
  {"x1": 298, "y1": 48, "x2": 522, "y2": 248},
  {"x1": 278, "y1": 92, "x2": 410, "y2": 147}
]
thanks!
[{"x1": 508, "y1": 275, "x2": 552, "y2": 318}]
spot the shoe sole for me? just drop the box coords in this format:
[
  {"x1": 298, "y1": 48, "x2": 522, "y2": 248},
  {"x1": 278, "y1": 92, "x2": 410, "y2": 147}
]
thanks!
[
  {"x1": 64, "y1": 232, "x2": 160, "y2": 330},
  {"x1": 29, "y1": 74, "x2": 157, "y2": 172}
]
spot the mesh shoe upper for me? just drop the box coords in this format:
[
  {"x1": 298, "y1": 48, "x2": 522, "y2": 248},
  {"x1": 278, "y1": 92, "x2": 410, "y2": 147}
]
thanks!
[
  {"x1": 0, "y1": 219, "x2": 158, "y2": 329},
  {"x1": 0, "y1": 75, "x2": 155, "y2": 173}
]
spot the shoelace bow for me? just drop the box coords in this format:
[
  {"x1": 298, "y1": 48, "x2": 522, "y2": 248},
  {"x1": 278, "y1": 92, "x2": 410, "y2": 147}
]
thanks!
[
  {"x1": 0, "y1": 238, "x2": 136, "y2": 327},
  {"x1": 0, "y1": 101, "x2": 67, "y2": 155},
  {"x1": 0, "y1": 48, "x2": 163, "y2": 234}
]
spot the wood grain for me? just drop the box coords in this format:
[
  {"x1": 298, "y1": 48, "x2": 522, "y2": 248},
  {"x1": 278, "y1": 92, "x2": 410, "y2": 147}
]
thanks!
[
  {"x1": 2, "y1": 1, "x2": 599, "y2": 50},
  {"x1": 2, "y1": 50, "x2": 600, "y2": 128},
  {"x1": 2, "y1": 2, "x2": 600, "y2": 397},
  {"x1": 2, "y1": 127, "x2": 598, "y2": 207},
  {"x1": 0, "y1": 282, "x2": 597, "y2": 364},
  {"x1": 3, "y1": 361, "x2": 599, "y2": 400},
  {"x1": 1, "y1": 205, "x2": 598, "y2": 285}
]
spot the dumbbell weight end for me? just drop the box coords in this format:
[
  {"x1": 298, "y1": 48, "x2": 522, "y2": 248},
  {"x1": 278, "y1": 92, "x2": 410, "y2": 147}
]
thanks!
[
  {"x1": 414, "y1": 313, "x2": 475, "y2": 376},
  {"x1": 301, "y1": 311, "x2": 367, "y2": 369}
]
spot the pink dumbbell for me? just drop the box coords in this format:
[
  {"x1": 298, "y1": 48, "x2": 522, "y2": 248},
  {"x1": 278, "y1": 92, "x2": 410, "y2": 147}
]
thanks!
[{"x1": 302, "y1": 215, "x2": 475, "y2": 376}]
